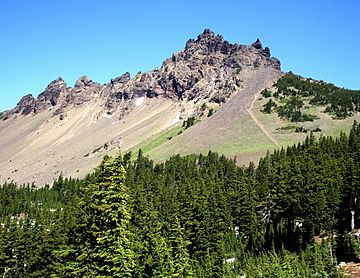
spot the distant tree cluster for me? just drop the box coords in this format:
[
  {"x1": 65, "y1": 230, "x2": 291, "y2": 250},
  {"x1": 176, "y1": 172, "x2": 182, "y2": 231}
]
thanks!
[
  {"x1": 261, "y1": 92, "x2": 318, "y2": 122},
  {"x1": 275, "y1": 73, "x2": 360, "y2": 119},
  {"x1": 182, "y1": 116, "x2": 196, "y2": 129},
  {"x1": 276, "y1": 96, "x2": 318, "y2": 122},
  {"x1": 261, "y1": 89, "x2": 272, "y2": 98},
  {"x1": 261, "y1": 99, "x2": 277, "y2": 113},
  {"x1": 3, "y1": 122, "x2": 360, "y2": 276}
]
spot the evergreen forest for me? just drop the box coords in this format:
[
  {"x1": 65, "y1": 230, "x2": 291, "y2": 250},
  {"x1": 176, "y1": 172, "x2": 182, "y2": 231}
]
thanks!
[
  {"x1": 262, "y1": 73, "x2": 360, "y2": 121},
  {"x1": 2, "y1": 122, "x2": 360, "y2": 277}
]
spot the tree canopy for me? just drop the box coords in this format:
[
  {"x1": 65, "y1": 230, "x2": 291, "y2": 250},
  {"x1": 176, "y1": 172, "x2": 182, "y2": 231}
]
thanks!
[{"x1": 2, "y1": 123, "x2": 360, "y2": 276}]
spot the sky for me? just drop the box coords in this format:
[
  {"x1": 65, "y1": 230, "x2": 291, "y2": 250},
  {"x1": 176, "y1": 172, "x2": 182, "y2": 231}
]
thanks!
[{"x1": 0, "y1": 0, "x2": 359, "y2": 111}]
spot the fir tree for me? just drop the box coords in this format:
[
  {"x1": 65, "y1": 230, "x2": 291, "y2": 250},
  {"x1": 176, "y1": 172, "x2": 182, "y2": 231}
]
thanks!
[{"x1": 74, "y1": 153, "x2": 134, "y2": 277}]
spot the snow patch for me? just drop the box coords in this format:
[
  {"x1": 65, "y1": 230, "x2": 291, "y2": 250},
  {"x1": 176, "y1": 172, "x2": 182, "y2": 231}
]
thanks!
[
  {"x1": 134, "y1": 97, "x2": 145, "y2": 106},
  {"x1": 170, "y1": 112, "x2": 181, "y2": 126}
]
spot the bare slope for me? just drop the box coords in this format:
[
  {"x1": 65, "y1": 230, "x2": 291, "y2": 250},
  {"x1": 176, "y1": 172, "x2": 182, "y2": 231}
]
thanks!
[
  {"x1": 0, "y1": 98, "x2": 180, "y2": 185},
  {"x1": 147, "y1": 68, "x2": 281, "y2": 164}
]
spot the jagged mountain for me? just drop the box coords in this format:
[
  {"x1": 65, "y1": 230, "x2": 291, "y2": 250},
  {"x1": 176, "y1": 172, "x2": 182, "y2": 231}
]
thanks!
[
  {"x1": 0, "y1": 29, "x2": 283, "y2": 185},
  {"x1": 3, "y1": 29, "x2": 279, "y2": 121}
]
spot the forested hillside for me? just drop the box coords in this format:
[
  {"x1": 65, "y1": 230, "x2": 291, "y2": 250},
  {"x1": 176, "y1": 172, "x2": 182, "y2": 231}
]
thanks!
[
  {"x1": 2, "y1": 122, "x2": 360, "y2": 277},
  {"x1": 262, "y1": 73, "x2": 360, "y2": 121}
]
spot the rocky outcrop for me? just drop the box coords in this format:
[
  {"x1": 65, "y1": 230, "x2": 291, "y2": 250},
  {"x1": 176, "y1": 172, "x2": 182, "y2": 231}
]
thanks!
[
  {"x1": 3, "y1": 77, "x2": 68, "y2": 118},
  {"x1": 262, "y1": 47, "x2": 271, "y2": 57},
  {"x1": 15, "y1": 94, "x2": 37, "y2": 115},
  {"x1": 152, "y1": 29, "x2": 280, "y2": 114},
  {"x1": 74, "y1": 76, "x2": 95, "y2": 89},
  {"x1": 251, "y1": 38, "x2": 263, "y2": 49},
  {"x1": 37, "y1": 77, "x2": 68, "y2": 108},
  {"x1": 53, "y1": 76, "x2": 103, "y2": 117},
  {"x1": 111, "y1": 72, "x2": 131, "y2": 85},
  {"x1": 3, "y1": 29, "x2": 281, "y2": 120},
  {"x1": 71, "y1": 76, "x2": 102, "y2": 102}
]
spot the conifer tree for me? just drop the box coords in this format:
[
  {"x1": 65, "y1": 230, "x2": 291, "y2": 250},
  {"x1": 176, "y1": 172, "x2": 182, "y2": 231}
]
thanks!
[
  {"x1": 74, "y1": 153, "x2": 134, "y2": 277},
  {"x1": 132, "y1": 203, "x2": 172, "y2": 277},
  {"x1": 167, "y1": 216, "x2": 193, "y2": 277}
]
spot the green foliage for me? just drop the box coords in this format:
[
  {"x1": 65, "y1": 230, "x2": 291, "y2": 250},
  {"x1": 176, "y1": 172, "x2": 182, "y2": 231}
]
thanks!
[
  {"x1": 276, "y1": 125, "x2": 298, "y2": 132},
  {"x1": 4, "y1": 122, "x2": 360, "y2": 276},
  {"x1": 275, "y1": 96, "x2": 318, "y2": 122},
  {"x1": 275, "y1": 73, "x2": 360, "y2": 119},
  {"x1": 261, "y1": 99, "x2": 277, "y2": 113},
  {"x1": 183, "y1": 116, "x2": 196, "y2": 129},
  {"x1": 207, "y1": 108, "x2": 214, "y2": 117},
  {"x1": 74, "y1": 153, "x2": 134, "y2": 277},
  {"x1": 261, "y1": 89, "x2": 272, "y2": 98},
  {"x1": 295, "y1": 126, "x2": 308, "y2": 133},
  {"x1": 234, "y1": 245, "x2": 343, "y2": 278},
  {"x1": 235, "y1": 66, "x2": 242, "y2": 75}
]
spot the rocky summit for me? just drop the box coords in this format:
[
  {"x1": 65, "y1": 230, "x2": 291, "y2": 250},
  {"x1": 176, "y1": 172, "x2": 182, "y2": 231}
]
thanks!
[
  {"x1": 0, "y1": 29, "x2": 281, "y2": 185},
  {"x1": 3, "y1": 29, "x2": 280, "y2": 122}
]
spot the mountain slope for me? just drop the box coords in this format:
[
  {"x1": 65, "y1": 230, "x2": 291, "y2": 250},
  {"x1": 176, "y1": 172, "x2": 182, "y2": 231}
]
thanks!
[
  {"x1": 146, "y1": 68, "x2": 281, "y2": 164},
  {"x1": 0, "y1": 98, "x2": 181, "y2": 185},
  {"x1": 0, "y1": 29, "x2": 283, "y2": 185},
  {"x1": 3, "y1": 29, "x2": 357, "y2": 185}
]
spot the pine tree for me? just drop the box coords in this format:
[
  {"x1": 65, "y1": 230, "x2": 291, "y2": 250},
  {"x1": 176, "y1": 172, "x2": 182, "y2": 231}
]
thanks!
[
  {"x1": 74, "y1": 153, "x2": 134, "y2": 277},
  {"x1": 167, "y1": 216, "x2": 193, "y2": 277},
  {"x1": 132, "y1": 204, "x2": 172, "y2": 277}
]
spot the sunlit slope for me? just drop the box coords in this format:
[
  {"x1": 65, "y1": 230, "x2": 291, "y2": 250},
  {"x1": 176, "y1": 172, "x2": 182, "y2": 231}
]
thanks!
[
  {"x1": 0, "y1": 98, "x2": 180, "y2": 185},
  {"x1": 141, "y1": 71, "x2": 360, "y2": 166},
  {"x1": 146, "y1": 68, "x2": 281, "y2": 164}
]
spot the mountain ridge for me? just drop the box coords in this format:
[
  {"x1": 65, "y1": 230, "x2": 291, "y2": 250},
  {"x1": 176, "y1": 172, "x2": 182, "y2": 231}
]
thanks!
[
  {"x1": 2, "y1": 29, "x2": 280, "y2": 121},
  {"x1": 2, "y1": 29, "x2": 358, "y2": 186},
  {"x1": 0, "y1": 29, "x2": 283, "y2": 185}
]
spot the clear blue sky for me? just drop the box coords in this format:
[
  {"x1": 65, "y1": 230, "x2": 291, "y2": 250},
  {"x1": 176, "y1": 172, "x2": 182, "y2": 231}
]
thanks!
[{"x1": 0, "y1": 0, "x2": 359, "y2": 111}]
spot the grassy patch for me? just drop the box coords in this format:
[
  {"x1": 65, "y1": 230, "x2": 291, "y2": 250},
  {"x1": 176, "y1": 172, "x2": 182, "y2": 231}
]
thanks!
[
  {"x1": 253, "y1": 92, "x2": 360, "y2": 148},
  {"x1": 129, "y1": 125, "x2": 183, "y2": 155}
]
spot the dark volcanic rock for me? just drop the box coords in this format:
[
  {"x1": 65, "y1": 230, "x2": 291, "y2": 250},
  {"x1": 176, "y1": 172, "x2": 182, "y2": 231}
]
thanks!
[
  {"x1": 210, "y1": 95, "x2": 226, "y2": 104},
  {"x1": 70, "y1": 76, "x2": 102, "y2": 105},
  {"x1": 251, "y1": 38, "x2": 263, "y2": 49},
  {"x1": 74, "y1": 76, "x2": 96, "y2": 89},
  {"x1": 224, "y1": 57, "x2": 241, "y2": 68},
  {"x1": 37, "y1": 77, "x2": 67, "y2": 107},
  {"x1": 111, "y1": 72, "x2": 131, "y2": 84},
  {"x1": 16, "y1": 94, "x2": 37, "y2": 115},
  {"x1": 146, "y1": 90, "x2": 158, "y2": 98},
  {"x1": 262, "y1": 47, "x2": 271, "y2": 57},
  {"x1": 221, "y1": 40, "x2": 232, "y2": 55},
  {"x1": 270, "y1": 58, "x2": 281, "y2": 71}
]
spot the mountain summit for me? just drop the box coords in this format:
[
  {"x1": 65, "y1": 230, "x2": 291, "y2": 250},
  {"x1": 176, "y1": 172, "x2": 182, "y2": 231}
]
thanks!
[
  {"x1": 3, "y1": 29, "x2": 280, "y2": 121},
  {"x1": 0, "y1": 29, "x2": 281, "y2": 185}
]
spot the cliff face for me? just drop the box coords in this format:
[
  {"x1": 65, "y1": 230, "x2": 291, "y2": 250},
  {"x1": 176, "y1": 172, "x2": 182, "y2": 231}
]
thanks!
[{"x1": 3, "y1": 29, "x2": 280, "y2": 121}]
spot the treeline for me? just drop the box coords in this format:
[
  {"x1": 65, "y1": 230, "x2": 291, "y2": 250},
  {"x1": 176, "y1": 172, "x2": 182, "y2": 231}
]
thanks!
[
  {"x1": 2, "y1": 123, "x2": 360, "y2": 276},
  {"x1": 274, "y1": 73, "x2": 360, "y2": 119}
]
